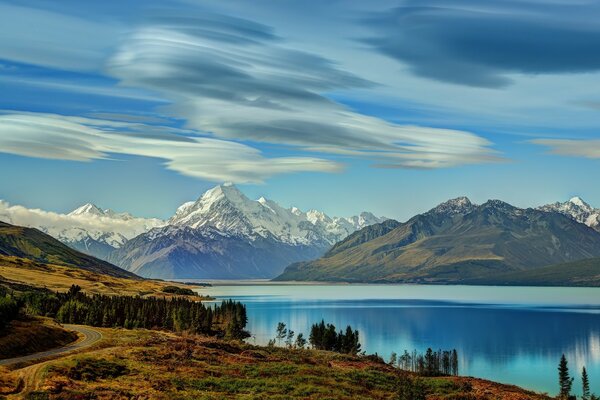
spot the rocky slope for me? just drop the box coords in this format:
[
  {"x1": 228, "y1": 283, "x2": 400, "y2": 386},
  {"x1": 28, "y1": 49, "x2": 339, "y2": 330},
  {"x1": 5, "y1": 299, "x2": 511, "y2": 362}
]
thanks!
[{"x1": 539, "y1": 196, "x2": 600, "y2": 232}]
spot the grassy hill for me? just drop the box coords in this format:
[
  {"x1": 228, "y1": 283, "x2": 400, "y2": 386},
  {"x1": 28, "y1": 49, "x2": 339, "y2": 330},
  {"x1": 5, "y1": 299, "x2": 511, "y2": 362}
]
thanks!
[
  {"x1": 0, "y1": 255, "x2": 204, "y2": 298},
  {"x1": 0, "y1": 328, "x2": 550, "y2": 400},
  {"x1": 0, "y1": 221, "x2": 136, "y2": 279},
  {"x1": 276, "y1": 200, "x2": 600, "y2": 284},
  {"x1": 466, "y1": 257, "x2": 600, "y2": 287}
]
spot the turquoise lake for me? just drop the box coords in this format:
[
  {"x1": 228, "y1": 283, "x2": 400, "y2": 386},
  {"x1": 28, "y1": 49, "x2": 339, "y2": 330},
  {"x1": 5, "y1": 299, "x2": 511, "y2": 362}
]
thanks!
[{"x1": 200, "y1": 283, "x2": 600, "y2": 396}]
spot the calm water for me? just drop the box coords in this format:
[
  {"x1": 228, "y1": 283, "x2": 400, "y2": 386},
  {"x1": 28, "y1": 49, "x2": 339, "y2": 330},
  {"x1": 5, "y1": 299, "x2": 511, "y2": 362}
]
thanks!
[{"x1": 199, "y1": 284, "x2": 600, "y2": 396}]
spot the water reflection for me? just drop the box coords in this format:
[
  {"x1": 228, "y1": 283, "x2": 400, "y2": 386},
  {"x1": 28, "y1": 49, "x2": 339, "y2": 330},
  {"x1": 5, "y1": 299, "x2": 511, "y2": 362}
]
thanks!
[{"x1": 204, "y1": 285, "x2": 600, "y2": 395}]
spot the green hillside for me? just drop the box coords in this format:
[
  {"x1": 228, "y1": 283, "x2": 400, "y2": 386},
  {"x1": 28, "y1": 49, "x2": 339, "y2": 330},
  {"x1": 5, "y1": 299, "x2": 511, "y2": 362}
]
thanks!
[
  {"x1": 466, "y1": 257, "x2": 600, "y2": 287},
  {"x1": 0, "y1": 221, "x2": 138, "y2": 279}
]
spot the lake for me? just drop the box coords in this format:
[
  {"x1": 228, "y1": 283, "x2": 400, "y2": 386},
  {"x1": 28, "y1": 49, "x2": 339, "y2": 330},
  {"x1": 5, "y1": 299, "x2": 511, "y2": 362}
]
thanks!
[{"x1": 199, "y1": 283, "x2": 600, "y2": 396}]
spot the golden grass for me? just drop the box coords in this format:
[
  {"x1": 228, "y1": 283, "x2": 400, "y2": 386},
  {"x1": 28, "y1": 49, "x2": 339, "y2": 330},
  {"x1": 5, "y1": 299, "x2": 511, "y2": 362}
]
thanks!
[
  {"x1": 0, "y1": 317, "x2": 78, "y2": 360},
  {"x1": 28, "y1": 331, "x2": 549, "y2": 400},
  {"x1": 0, "y1": 255, "x2": 207, "y2": 299}
]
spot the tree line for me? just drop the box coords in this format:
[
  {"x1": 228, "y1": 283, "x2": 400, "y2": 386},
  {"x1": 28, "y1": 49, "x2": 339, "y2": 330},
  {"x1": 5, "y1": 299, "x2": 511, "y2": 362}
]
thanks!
[
  {"x1": 389, "y1": 348, "x2": 459, "y2": 377},
  {"x1": 2, "y1": 284, "x2": 248, "y2": 339},
  {"x1": 558, "y1": 354, "x2": 598, "y2": 400},
  {"x1": 268, "y1": 320, "x2": 361, "y2": 355}
]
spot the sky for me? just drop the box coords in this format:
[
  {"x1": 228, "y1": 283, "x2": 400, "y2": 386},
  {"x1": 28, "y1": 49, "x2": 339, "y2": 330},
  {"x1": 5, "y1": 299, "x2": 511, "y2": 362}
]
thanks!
[{"x1": 1, "y1": 0, "x2": 600, "y2": 221}]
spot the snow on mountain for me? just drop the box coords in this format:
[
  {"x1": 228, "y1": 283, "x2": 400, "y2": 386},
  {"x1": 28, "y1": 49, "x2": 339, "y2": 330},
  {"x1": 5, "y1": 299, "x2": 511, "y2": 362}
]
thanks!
[
  {"x1": 168, "y1": 183, "x2": 387, "y2": 246},
  {"x1": 428, "y1": 196, "x2": 475, "y2": 215},
  {"x1": 0, "y1": 200, "x2": 165, "y2": 259},
  {"x1": 110, "y1": 183, "x2": 387, "y2": 279},
  {"x1": 539, "y1": 197, "x2": 600, "y2": 232}
]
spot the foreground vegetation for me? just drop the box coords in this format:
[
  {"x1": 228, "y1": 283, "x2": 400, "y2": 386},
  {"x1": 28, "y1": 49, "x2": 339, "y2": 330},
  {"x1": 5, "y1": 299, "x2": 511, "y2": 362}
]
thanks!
[{"x1": 0, "y1": 328, "x2": 550, "y2": 400}]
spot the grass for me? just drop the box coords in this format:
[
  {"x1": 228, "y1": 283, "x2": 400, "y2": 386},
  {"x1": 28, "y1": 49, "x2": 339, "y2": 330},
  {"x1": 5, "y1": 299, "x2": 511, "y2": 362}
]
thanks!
[
  {"x1": 0, "y1": 255, "x2": 209, "y2": 298},
  {"x1": 0, "y1": 317, "x2": 77, "y2": 359},
  {"x1": 8, "y1": 329, "x2": 550, "y2": 400}
]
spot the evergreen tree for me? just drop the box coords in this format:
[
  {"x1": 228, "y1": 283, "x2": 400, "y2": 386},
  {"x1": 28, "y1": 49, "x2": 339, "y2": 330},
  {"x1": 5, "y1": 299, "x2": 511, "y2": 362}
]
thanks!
[
  {"x1": 276, "y1": 322, "x2": 287, "y2": 345},
  {"x1": 295, "y1": 333, "x2": 306, "y2": 349},
  {"x1": 558, "y1": 354, "x2": 573, "y2": 399},
  {"x1": 582, "y1": 367, "x2": 591, "y2": 400},
  {"x1": 285, "y1": 329, "x2": 295, "y2": 348},
  {"x1": 389, "y1": 352, "x2": 397, "y2": 366}
]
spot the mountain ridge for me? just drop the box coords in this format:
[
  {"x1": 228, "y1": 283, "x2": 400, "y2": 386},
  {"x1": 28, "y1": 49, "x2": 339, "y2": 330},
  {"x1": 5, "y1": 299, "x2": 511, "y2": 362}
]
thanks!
[
  {"x1": 0, "y1": 221, "x2": 137, "y2": 279},
  {"x1": 275, "y1": 197, "x2": 600, "y2": 283}
]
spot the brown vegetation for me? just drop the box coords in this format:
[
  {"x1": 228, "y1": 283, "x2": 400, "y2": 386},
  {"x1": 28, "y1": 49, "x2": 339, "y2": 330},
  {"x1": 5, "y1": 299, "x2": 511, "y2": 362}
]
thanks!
[
  {"x1": 0, "y1": 317, "x2": 77, "y2": 359},
  {"x1": 0, "y1": 255, "x2": 206, "y2": 299},
  {"x1": 1, "y1": 327, "x2": 551, "y2": 400}
]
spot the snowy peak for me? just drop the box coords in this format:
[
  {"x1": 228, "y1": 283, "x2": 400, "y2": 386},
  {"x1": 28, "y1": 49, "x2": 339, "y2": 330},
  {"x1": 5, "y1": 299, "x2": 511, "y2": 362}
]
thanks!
[
  {"x1": 167, "y1": 184, "x2": 385, "y2": 246},
  {"x1": 69, "y1": 203, "x2": 105, "y2": 217},
  {"x1": 568, "y1": 196, "x2": 592, "y2": 211},
  {"x1": 68, "y1": 203, "x2": 135, "y2": 222},
  {"x1": 429, "y1": 196, "x2": 475, "y2": 215},
  {"x1": 539, "y1": 197, "x2": 600, "y2": 232}
]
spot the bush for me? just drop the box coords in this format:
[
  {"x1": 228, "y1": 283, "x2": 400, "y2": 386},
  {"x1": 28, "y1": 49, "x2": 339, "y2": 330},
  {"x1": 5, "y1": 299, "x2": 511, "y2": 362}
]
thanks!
[
  {"x1": 66, "y1": 358, "x2": 129, "y2": 382},
  {"x1": 0, "y1": 295, "x2": 19, "y2": 330},
  {"x1": 162, "y1": 286, "x2": 196, "y2": 296}
]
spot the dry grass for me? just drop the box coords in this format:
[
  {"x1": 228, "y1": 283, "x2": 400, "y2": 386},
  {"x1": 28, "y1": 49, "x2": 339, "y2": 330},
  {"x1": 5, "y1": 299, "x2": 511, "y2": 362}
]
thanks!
[
  {"x1": 0, "y1": 255, "x2": 208, "y2": 299},
  {"x1": 0, "y1": 317, "x2": 78, "y2": 360},
  {"x1": 11, "y1": 329, "x2": 551, "y2": 400}
]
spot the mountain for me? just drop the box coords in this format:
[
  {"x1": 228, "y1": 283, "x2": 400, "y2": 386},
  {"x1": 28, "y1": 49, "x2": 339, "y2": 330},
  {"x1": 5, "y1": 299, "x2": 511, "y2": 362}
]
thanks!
[
  {"x1": 0, "y1": 200, "x2": 164, "y2": 260},
  {"x1": 465, "y1": 257, "x2": 600, "y2": 287},
  {"x1": 0, "y1": 221, "x2": 137, "y2": 279},
  {"x1": 275, "y1": 197, "x2": 600, "y2": 283},
  {"x1": 110, "y1": 183, "x2": 386, "y2": 279},
  {"x1": 538, "y1": 196, "x2": 600, "y2": 232}
]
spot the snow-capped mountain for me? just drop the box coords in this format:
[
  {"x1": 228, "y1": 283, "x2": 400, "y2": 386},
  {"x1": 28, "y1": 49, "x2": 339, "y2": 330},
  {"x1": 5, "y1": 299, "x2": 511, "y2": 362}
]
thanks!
[
  {"x1": 167, "y1": 183, "x2": 385, "y2": 246},
  {"x1": 538, "y1": 197, "x2": 600, "y2": 232},
  {"x1": 110, "y1": 183, "x2": 387, "y2": 279},
  {"x1": 0, "y1": 200, "x2": 164, "y2": 260}
]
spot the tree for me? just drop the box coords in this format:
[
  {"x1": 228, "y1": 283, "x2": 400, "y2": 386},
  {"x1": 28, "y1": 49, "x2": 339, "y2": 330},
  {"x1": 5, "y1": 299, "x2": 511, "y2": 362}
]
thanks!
[
  {"x1": 389, "y1": 352, "x2": 397, "y2": 366},
  {"x1": 451, "y1": 349, "x2": 459, "y2": 376},
  {"x1": 276, "y1": 322, "x2": 287, "y2": 346},
  {"x1": 285, "y1": 329, "x2": 295, "y2": 348},
  {"x1": 295, "y1": 333, "x2": 306, "y2": 349},
  {"x1": 558, "y1": 354, "x2": 573, "y2": 399},
  {"x1": 582, "y1": 367, "x2": 591, "y2": 400}
]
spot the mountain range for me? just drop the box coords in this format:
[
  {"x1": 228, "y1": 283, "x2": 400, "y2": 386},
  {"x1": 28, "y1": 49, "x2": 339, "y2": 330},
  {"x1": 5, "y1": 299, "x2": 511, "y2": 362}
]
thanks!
[
  {"x1": 2, "y1": 190, "x2": 600, "y2": 282},
  {"x1": 0, "y1": 184, "x2": 385, "y2": 279},
  {"x1": 275, "y1": 197, "x2": 600, "y2": 283},
  {"x1": 109, "y1": 184, "x2": 386, "y2": 279}
]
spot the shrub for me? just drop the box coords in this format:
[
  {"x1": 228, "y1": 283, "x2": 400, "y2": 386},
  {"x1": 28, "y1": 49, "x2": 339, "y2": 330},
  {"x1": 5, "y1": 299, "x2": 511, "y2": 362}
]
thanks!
[
  {"x1": 162, "y1": 286, "x2": 196, "y2": 296},
  {"x1": 66, "y1": 358, "x2": 129, "y2": 382}
]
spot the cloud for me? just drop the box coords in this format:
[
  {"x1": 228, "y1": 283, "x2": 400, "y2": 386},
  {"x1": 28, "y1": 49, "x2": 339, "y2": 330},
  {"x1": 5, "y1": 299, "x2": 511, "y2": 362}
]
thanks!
[
  {"x1": 532, "y1": 139, "x2": 600, "y2": 159},
  {"x1": 0, "y1": 200, "x2": 162, "y2": 242},
  {"x1": 106, "y1": 11, "x2": 499, "y2": 169},
  {"x1": 0, "y1": 3, "x2": 121, "y2": 71},
  {"x1": 0, "y1": 112, "x2": 341, "y2": 183},
  {"x1": 361, "y1": 0, "x2": 600, "y2": 88}
]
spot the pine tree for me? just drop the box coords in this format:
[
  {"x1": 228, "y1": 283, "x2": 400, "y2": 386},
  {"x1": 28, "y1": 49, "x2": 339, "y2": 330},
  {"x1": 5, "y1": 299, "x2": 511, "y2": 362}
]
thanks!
[
  {"x1": 558, "y1": 354, "x2": 573, "y2": 399},
  {"x1": 276, "y1": 322, "x2": 287, "y2": 346},
  {"x1": 295, "y1": 333, "x2": 306, "y2": 349},
  {"x1": 389, "y1": 352, "x2": 397, "y2": 366},
  {"x1": 582, "y1": 367, "x2": 591, "y2": 400}
]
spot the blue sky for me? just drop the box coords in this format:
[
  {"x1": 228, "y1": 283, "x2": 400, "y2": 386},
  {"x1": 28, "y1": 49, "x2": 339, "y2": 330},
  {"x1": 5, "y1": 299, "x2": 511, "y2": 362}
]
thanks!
[{"x1": 1, "y1": 0, "x2": 600, "y2": 220}]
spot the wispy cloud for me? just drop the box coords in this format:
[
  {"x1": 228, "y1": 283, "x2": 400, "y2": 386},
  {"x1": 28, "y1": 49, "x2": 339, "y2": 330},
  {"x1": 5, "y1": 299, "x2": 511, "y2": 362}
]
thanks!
[
  {"x1": 362, "y1": 0, "x2": 600, "y2": 88},
  {"x1": 106, "y1": 11, "x2": 499, "y2": 169},
  {"x1": 0, "y1": 112, "x2": 341, "y2": 183},
  {"x1": 532, "y1": 139, "x2": 600, "y2": 159}
]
